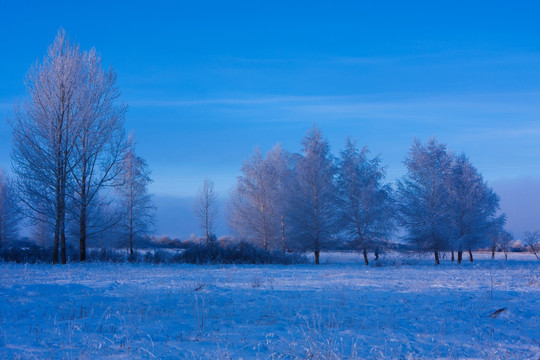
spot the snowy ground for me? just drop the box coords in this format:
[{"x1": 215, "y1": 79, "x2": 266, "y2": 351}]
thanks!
[{"x1": 0, "y1": 253, "x2": 538, "y2": 359}]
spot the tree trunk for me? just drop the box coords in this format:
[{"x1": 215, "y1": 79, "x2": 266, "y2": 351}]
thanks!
[
  {"x1": 457, "y1": 250, "x2": 462, "y2": 264},
  {"x1": 79, "y1": 172, "x2": 87, "y2": 261},
  {"x1": 434, "y1": 250, "x2": 440, "y2": 265},
  {"x1": 504, "y1": 252, "x2": 508, "y2": 260},
  {"x1": 281, "y1": 215, "x2": 286, "y2": 252},
  {"x1": 53, "y1": 168, "x2": 61, "y2": 264},
  {"x1": 60, "y1": 225, "x2": 66, "y2": 264},
  {"x1": 363, "y1": 249, "x2": 369, "y2": 265},
  {"x1": 80, "y1": 204, "x2": 87, "y2": 261},
  {"x1": 314, "y1": 250, "x2": 320, "y2": 265},
  {"x1": 374, "y1": 250, "x2": 379, "y2": 261},
  {"x1": 60, "y1": 172, "x2": 67, "y2": 265},
  {"x1": 451, "y1": 250, "x2": 455, "y2": 262},
  {"x1": 491, "y1": 246, "x2": 495, "y2": 259},
  {"x1": 129, "y1": 185, "x2": 134, "y2": 256},
  {"x1": 468, "y1": 249, "x2": 473, "y2": 262},
  {"x1": 53, "y1": 218, "x2": 60, "y2": 265}
]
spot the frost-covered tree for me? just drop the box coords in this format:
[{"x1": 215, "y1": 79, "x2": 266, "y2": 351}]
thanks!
[
  {"x1": 265, "y1": 143, "x2": 296, "y2": 252},
  {"x1": 70, "y1": 47, "x2": 127, "y2": 261},
  {"x1": 194, "y1": 178, "x2": 218, "y2": 244},
  {"x1": 288, "y1": 127, "x2": 338, "y2": 264},
  {"x1": 10, "y1": 30, "x2": 86, "y2": 264},
  {"x1": 488, "y1": 221, "x2": 508, "y2": 260},
  {"x1": 228, "y1": 144, "x2": 296, "y2": 251},
  {"x1": 0, "y1": 169, "x2": 19, "y2": 244},
  {"x1": 396, "y1": 138, "x2": 453, "y2": 265},
  {"x1": 497, "y1": 230, "x2": 513, "y2": 260},
  {"x1": 448, "y1": 154, "x2": 504, "y2": 264},
  {"x1": 336, "y1": 139, "x2": 394, "y2": 265},
  {"x1": 228, "y1": 148, "x2": 280, "y2": 251},
  {"x1": 115, "y1": 135, "x2": 154, "y2": 255},
  {"x1": 523, "y1": 230, "x2": 540, "y2": 260}
]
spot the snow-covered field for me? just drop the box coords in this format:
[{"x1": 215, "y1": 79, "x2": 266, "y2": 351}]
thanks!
[{"x1": 0, "y1": 253, "x2": 538, "y2": 359}]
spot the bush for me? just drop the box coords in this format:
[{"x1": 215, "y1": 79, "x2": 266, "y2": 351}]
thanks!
[
  {"x1": 87, "y1": 248, "x2": 130, "y2": 263},
  {"x1": 0, "y1": 241, "x2": 306, "y2": 265},
  {"x1": 0, "y1": 244, "x2": 79, "y2": 264},
  {"x1": 182, "y1": 241, "x2": 307, "y2": 265}
]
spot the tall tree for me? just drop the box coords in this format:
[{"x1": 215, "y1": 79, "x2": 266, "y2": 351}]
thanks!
[
  {"x1": 10, "y1": 30, "x2": 86, "y2": 264},
  {"x1": 228, "y1": 148, "x2": 280, "y2": 250},
  {"x1": 71, "y1": 47, "x2": 127, "y2": 261},
  {"x1": 194, "y1": 178, "x2": 218, "y2": 244},
  {"x1": 265, "y1": 143, "x2": 296, "y2": 252},
  {"x1": 396, "y1": 138, "x2": 453, "y2": 265},
  {"x1": 0, "y1": 169, "x2": 19, "y2": 245},
  {"x1": 336, "y1": 139, "x2": 393, "y2": 265},
  {"x1": 115, "y1": 135, "x2": 154, "y2": 255},
  {"x1": 288, "y1": 126, "x2": 338, "y2": 264},
  {"x1": 448, "y1": 154, "x2": 504, "y2": 263}
]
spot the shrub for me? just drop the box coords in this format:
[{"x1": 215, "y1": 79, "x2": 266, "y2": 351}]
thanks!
[
  {"x1": 182, "y1": 241, "x2": 307, "y2": 265},
  {"x1": 0, "y1": 244, "x2": 79, "y2": 263},
  {"x1": 0, "y1": 241, "x2": 306, "y2": 265}
]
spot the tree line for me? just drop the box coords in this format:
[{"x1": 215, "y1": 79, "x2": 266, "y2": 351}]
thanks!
[
  {"x1": 1, "y1": 30, "x2": 539, "y2": 265},
  {"x1": 221, "y1": 128, "x2": 518, "y2": 265}
]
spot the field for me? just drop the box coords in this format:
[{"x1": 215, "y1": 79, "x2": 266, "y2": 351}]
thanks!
[{"x1": 0, "y1": 253, "x2": 538, "y2": 359}]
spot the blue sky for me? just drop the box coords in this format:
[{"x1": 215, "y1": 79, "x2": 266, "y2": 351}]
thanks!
[{"x1": 1, "y1": 1, "x2": 539, "y2": 238}]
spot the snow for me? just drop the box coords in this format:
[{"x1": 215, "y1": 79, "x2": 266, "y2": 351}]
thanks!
[{"x1": 0, "y1": 253, "x2": 538, "y2": 359}]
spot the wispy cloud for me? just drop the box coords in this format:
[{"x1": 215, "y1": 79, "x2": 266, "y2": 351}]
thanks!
[
  {"x1": 0, "y1": 101, "x2": 13, "y2": 111},
  {"x1": 128, "y1": 95, "x2": 365, "y2": 108},
  {"x1": 127, "y1": 92, "x2": 540, "y2": 124}
]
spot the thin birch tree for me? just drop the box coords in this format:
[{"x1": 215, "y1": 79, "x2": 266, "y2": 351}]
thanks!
[
  {"x1": 115, "y1": 134, "x2": 154, "y2": 255},
  {"x1": 194, "y1": 178, "x2": 218, "y2": 244},
  {"x1": 70, "y1": 48, "x2": 127, "y2": 261},
  {"x1": 523, "y1": 230, "x2": 540, "y2": 260},
  {"x1": 0, "y1": 169, "x2": 19, "y2": 245}
]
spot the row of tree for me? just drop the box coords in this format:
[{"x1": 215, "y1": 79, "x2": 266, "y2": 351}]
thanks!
[
  {"x1": 225, "y1": 127, "x2": 509, "y2": 265},
  {"x1": 2, "y1": 30, "x2": 154, "y2": 264},
  {"x1": 1, "y1": 30, "x2": 536, "y2": 265}
]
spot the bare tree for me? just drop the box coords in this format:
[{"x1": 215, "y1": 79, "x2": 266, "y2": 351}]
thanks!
[
  {"x1": 70, "y1": 48, "x2": 127, "y2": 261},
  {"x1": 0, "y1": 169, "x2": 19, "y2": 244},
  {"x1": 497, "y1": 230, "x2": 513, "y2": 260},
  {"x1": 396, "y1": 138, "x2": 454, "y2": 265},
  {"x1": 194, "y1": 178, "x2": 218, "y2": 244},
  {"x1": 336, "y1": 139, "x2": 394, "y2": 265},
  {"x1": 115, "y1": 134, "x2": 154, "y2": 255},
  {"x1": 523, "y1": 230, "x2": 540, "y2": 260},
  {"x1": 288, "y1": 126, "x2": 338, "y2": 264},
  {"x1": 10, "y1": 30, "x2": 86, "y2": 264}
]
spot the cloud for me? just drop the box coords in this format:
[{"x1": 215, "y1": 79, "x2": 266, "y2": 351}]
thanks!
[
  {"x1": 0, "y1": 101, "x2": 13, "y2": 111},
  {"x1": 127, "y1": 92, "x2": 540, "y2": 131}
]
